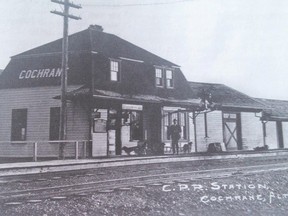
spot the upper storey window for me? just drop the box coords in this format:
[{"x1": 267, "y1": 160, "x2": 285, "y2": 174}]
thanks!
[
  {"x1": 110, "y1": 60, "x2": 120, "y2": 82},
  {"x1": 155, "y1": 68, "x2": 164, "y2": 87},
  {"x1": 166, "y1": 69, "x2": 174, "y2": 88},
  {"x1": 155, "y1": 67, "x2": 174, "y2": 88}
]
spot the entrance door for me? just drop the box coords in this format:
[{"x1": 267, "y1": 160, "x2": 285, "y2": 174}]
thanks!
[
  {"x1": 223, "y1": 113, "x2": 242, "y2": 150},
  {"x1": 92, "y1": 109, "x2": 108, "y2": 157},
  {"x1": 107, "y1": 108, "x2": 122, "y2": 155}
]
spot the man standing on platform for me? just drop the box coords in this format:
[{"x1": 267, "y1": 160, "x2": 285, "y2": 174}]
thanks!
[{"x1": 169, "y1": 119, "x2": 182, "y2": 154}]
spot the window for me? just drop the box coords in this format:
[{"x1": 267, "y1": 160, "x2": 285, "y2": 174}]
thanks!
[
  {"x1": 49, "y1": 107, "x2": 60, "y2": 140},
  {"x1": 155, "y1": 67, "x2": 174, "y2": 88},
  {"x1": 166, "y1": 69, "x2": 174, "y2": 88},
  {"x1": 163, "y1": 110, "x2": 187, "y2": 140},
  {"x1": 155, "y1": 68, "x2": 164, "y2": 87},
  {"x1": 110, "y1": 60, "x2": 120, "y2": 81},
  {"x1": 11, "y1": 109, "x2": 27, "y2": 141}
]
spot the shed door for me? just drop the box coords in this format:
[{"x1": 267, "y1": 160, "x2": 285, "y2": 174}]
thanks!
[{"x1": 223, "y1": 113, "x2": 242, "y2": 150}]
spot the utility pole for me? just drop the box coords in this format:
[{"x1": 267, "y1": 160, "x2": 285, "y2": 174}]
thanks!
[{"x1": 51, "y1": 0, "x2": 81, "y2": 159}]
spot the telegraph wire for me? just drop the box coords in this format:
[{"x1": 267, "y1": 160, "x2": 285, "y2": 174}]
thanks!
[{"x1": 82, "y1": 0, "x2": 195, "y2": 7}]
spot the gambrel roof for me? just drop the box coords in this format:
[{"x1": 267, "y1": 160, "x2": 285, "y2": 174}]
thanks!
[
  {"x1": 0, "y1": 25, "x2": 179, "y2": 89},
  {"x1": 14, "y1": 25, "x2": 177, "y2": 67},
  {"x1": 0, "y1": 25, "x2": 195, "y2": 105}
]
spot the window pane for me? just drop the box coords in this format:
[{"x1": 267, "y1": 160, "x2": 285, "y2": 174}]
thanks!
[
  {"x1": 164, "y1": 112, "x2": 169, "y2": 126},
  {"x1": 111, "y1": 61, "x2": 118, "y2": 72},
  {"x1": 223, "y1": 113, "x2": 236, "y2": 119},
  {"x1": 110, "y1": 60, "x2": 119, "y2": 81},
  {"x1": 171, "y1": 113, "x2": 177, "y2": 121},
  {"x1": 166, "y1": 70, "x2": 173, "y2": 88},
  {"x1": 166, "y1": 70, "x2": 172, "y2": 79},
  {"x1": 156, "y1": 68, "x2": 162, "y2": 78},
  {"x1": 156, "y1": 77, "x2": 163, "y2": 86},
  {"x1": 155, "y1": 68, "x2": 163, "y2": 86},
  {"x1": 111, "y1": 71, "x2": 118, "y2": 81},
  {"x1": 167, "y1": 79, "x2": 173, "y2": 88}
]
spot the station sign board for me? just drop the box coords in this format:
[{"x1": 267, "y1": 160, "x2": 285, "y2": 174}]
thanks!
[{"x1": 122, "y1": 104, "x2": 143, "y2": 111}]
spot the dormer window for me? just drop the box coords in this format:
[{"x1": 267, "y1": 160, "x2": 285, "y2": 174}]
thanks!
[
  {"x1": 166, "y1": 69, "x2": 174, "y2": 88},
  {"x1": 110, "y1": 60, "x2": 120, "y2": 82},
  {"x1": 155, "y1": 67, "x2": 174, "y2": 88},
  {"x1": 155, "y1": 68, "x2": 164, "y2": 87}
]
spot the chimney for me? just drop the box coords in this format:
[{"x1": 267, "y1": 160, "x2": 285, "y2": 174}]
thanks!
[{"x1": 89, "y1": 25, "x2": 104, "y2": 32}]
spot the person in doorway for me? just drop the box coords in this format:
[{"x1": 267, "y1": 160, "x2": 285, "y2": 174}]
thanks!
[{"x1": 169, "y1": 119, "x2": 182, "y2": 154}]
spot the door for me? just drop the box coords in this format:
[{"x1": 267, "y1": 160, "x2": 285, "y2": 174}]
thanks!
[
  {"x1": 107, "y1": 108, "x2": 122, "y2": 155},
  {"x1": 92, "y1": 109, "x2": 108, "y2": 157},
  {"x1": 223, "y1": 113, "x2": 242, "y2": 150}
]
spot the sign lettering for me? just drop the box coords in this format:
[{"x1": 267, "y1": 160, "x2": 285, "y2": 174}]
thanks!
[{"x1": 19, "y1": 68, "x2": 62, "y2": 79}]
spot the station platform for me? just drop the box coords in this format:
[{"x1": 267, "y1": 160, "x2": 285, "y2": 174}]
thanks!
[{"x1": 1, "y1": 150, "x2": 288, "y2": 177}]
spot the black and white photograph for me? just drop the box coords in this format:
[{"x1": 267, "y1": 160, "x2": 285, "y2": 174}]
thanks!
[{"x1": 1, "y1": 0, "x2": 288, "y2": 215}]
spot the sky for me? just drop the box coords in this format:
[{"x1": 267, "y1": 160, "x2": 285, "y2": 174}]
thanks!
[{"x1": 1, "y1": 0, "x2": 288, "y2": 100}]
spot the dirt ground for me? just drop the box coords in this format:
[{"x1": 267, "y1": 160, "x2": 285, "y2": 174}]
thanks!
[{"x1": 1, "y1": 168, "x2": 288, "y2": 216}]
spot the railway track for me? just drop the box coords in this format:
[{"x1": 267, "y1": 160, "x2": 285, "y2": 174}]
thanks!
[{"x1": 1, "y1": 161, "x2": 288, "y2": 205}]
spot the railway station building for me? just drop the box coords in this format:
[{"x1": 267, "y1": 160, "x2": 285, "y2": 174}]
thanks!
[{"x1": 0, "y1": 25, "x2": 287, "y2": 158}]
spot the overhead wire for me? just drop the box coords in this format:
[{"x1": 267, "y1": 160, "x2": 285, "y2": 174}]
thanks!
[{"x1": 82, "y1": 0, "x2": 194, "y2": 7}]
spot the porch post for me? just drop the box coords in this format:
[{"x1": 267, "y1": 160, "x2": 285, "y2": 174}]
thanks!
[
  {"x1": 193, "y1": 111, "x2": 198, "y2": 153},
  {"x1": 33, "y1": 142, "x2": 38, "y2": 162},
  {"x1": 83, "y1": 141, "x2": 87, "y2": 158},
  {"x1": 262, "y1": 121, "x2": 267, "y2": 146},
  {"x1": 75, "y1": 141, "x2": 79, "y2": 159}
]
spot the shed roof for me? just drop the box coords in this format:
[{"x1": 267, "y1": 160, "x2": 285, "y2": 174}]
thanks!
[
  {"x1": 255, "y1": 98, "x2": 288, "y2": 121},
  {"x1": 189, "y1": 81, "x2": 265, "y2": 111}
]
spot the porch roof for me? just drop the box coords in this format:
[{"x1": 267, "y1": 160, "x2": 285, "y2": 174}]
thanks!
[
  {"x1": 93, "y1": 89, "x2": 201, "y2": 106},
  {"x1": 58, "y1": 86, "x2": 202, "y2": 107},
  {"x1": 189, "y1": 82, "x2": 265, "y2": 111}
]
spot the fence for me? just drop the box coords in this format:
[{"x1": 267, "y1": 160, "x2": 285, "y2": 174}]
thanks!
[{"x1": 0, "y1": 140, "x2": 91, "y2": 162}]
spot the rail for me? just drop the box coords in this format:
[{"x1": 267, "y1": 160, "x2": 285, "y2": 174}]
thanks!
[{"x1": 0, "y1": 140, "x2": 91, "y2": 162}]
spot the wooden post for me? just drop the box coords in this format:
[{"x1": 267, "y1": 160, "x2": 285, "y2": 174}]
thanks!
[
  {"x1": 75, "y1": 141, "x2": 79, "y2": 159},
  {"x1": 262, "y1": 121, "x2": 267, "y2": 146},
  {"x1": 33, "y1": 142, "x2": 38, "y2": 162},
  {"x1": 193, "y1": 112, "x2": 198, "y2": 153},
  {"x1": 83, "y1": 141, "x2": 87, "y2": 158},
  {"x1": 51, "y1": 0, "x2": 81, "y2": 159}
]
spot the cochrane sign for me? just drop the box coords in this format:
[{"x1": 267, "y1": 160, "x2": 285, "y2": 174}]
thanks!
[{"x1": 19, "y1": 68, "x2": 62, "y2": 79}]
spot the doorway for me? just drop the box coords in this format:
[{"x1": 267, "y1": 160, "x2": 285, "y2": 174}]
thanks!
[{"x1": 223, "y1": 112, "x2": 242, "y2": 150}]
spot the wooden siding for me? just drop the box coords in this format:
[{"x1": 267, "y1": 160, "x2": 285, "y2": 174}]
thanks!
[
  {"x1": 241, "y1": 112, "x2": 263, "y2": 150},
  {"x1": 191, "y1": 111, "x2": 223, "y2": 152},
  {"x1": 0, "y1": 85, "x2": 88, "y2": 157},
  {"x1": 282, "y1": 122, "x2": 288, "y2": 148},
  {"x1": 265, "y1": 122, "x2": 278, "y2": 149}
]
